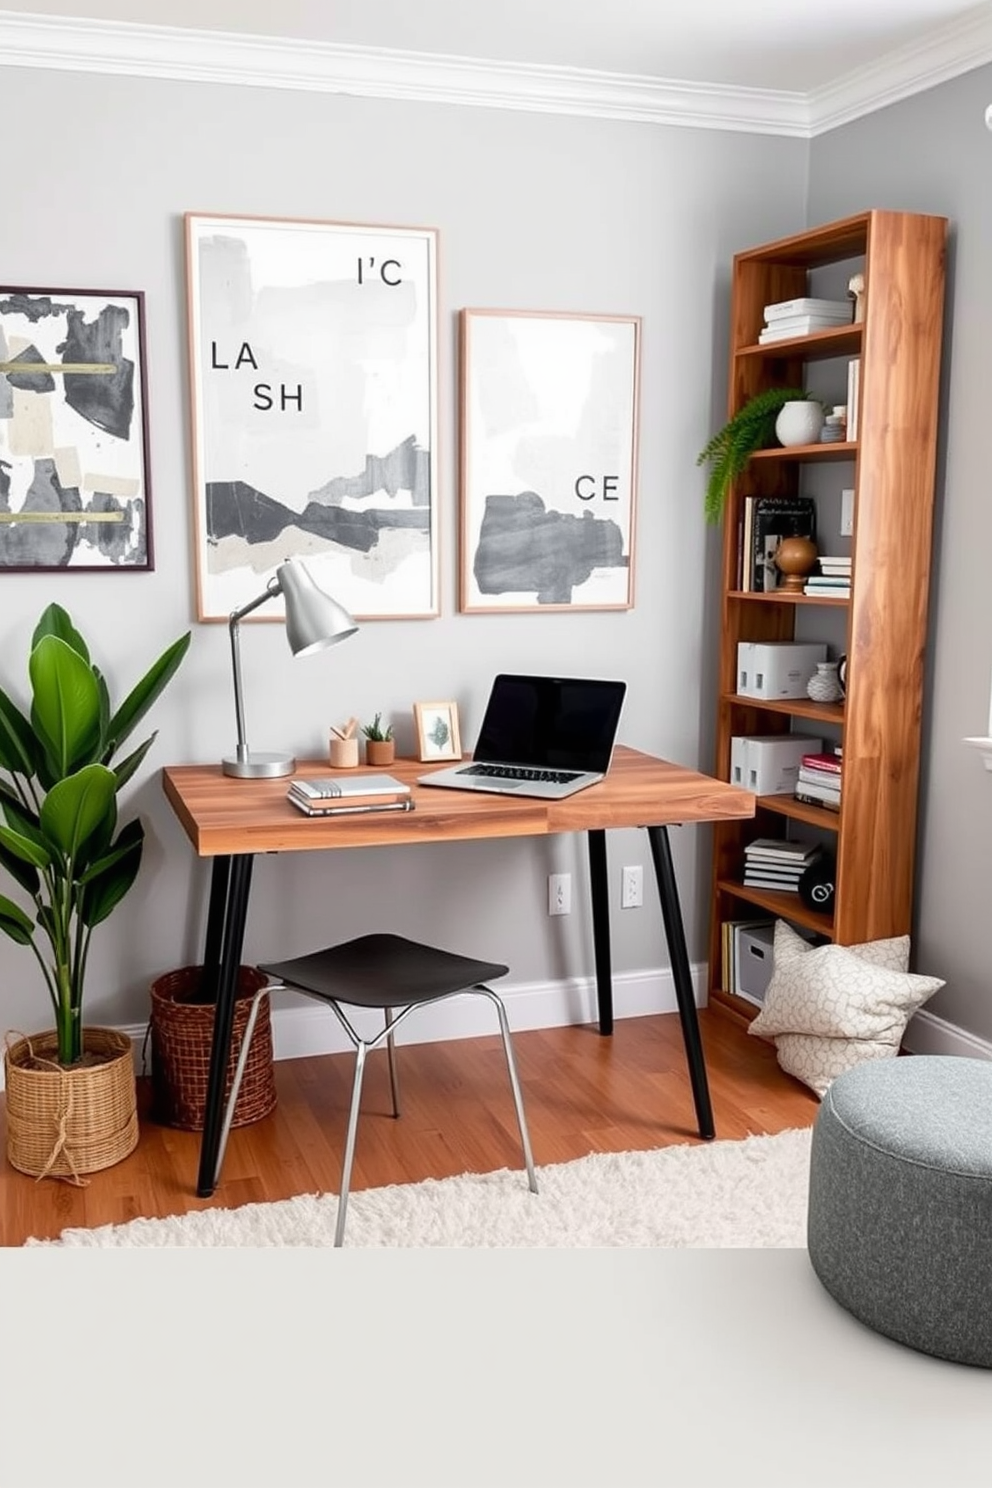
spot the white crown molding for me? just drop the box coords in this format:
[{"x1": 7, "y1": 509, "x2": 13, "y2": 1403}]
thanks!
[
  {"x1": 808, "y1": 3, "x2": 992, "y2": 135},
  {"x1": 1, "y1": 7, "x2": 990, "y2": 138},
  {"x1": 0, "y1": 9, "x2": 803, "y2": 136}
]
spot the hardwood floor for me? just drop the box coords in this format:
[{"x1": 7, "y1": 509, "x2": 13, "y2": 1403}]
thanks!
[{"x1": 0, "y1": 1009, "x2": 819, "y2": 1245}]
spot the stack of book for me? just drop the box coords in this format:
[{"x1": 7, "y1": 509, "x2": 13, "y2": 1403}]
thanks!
[
  {"x1": 742, "y1": 837, "x2": 822, "y2": 891},
  {"x1": 804, "y1": 554, "x2": 852, "y2": 598},
  {"x1": 794, "y1": 750, "x2": 843, "y2": 812},
  {"x1": 287, "y1": 773, "x2": 414, "y2": 817},
  {"x1": 758, "y1": 297, "x2": 853, "y2": 343}
]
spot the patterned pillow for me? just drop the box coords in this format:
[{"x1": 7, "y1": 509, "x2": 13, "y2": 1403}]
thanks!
[{"x1": 747, "y1": 920, "x2": 944, "y2": 1097}]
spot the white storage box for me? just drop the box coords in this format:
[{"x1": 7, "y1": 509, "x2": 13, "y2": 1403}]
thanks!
[
  {"x1": 737, "y1": 641, "x2": 827, "y2": 700},
  {"x1": 731, "y1": 734, "x2": 823, "y2": 795},
  {"x1": 736, "y1": 922, "x2": 776, "y2": 1005}
]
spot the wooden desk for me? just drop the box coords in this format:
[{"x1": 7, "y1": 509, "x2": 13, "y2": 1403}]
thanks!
[{"x1": 162, "y1": 745, "x2": 755, "y2": 1196}]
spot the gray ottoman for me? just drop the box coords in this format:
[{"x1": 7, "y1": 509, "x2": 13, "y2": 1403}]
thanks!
[{"x1": 807, "y1": 1055, "x2": 992, "y2": 1368}]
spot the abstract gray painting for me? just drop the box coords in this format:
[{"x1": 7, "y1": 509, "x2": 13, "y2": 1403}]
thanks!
[
  {"x1": 0, "y1": 288, "x2": 151, "y2": 570},
  {"x1": 459, "y1": 309, "x2": 640, "y2": 613},
  {"x1": 186, "y1": 214, "x2": 439, "y2": 621}
]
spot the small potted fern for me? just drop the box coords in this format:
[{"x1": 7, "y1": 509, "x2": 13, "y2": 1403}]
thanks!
[
  {"x1": 697, "y1": 387, "x2": 821, "y2": 524},
  {"x1": 362, "y1": 713, "x2": 395, "y2": 766}
]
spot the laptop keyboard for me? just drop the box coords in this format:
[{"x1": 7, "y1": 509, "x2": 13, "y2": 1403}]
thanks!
[{"x1": 463, "y1": 764, "x2": 581, "y2": 784}]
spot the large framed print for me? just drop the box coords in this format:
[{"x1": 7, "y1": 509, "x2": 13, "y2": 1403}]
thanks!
[
  {"x1": 459, "y1": 308, "x2": 640, "y2": 613},
  {"x1": 186, "y1": 214, "x2": 439, "y2": 621},
  {"x1": 0, "y1": 286, "x2": 152, "y2": 571}
]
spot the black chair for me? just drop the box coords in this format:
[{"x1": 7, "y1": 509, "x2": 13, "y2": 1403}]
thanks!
[{"x1": 216, "y1": 933, "x2": 539, "y2": 1245}]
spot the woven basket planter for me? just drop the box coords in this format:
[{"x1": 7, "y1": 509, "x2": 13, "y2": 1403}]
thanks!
[
  {"x1": 4, "y1": 1026, "x2": 139, "y2": 1181},
  {"x1": 149, "y1": 965, "x2": 277, "y2": 1131}
]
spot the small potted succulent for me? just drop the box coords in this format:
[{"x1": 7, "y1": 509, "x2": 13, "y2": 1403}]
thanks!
[{"x1": 362, "y1": 713, "x2": 395, "y2": 766}]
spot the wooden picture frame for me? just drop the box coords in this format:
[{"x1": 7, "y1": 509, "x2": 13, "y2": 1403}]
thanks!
[
  {"x1": 459, "y1": 307, "x2": 640, "y2": 613},
  {"x1": 0, "y1": 285, "x2": 153, "y2": 571},
  {"x1": 185, "y1": 213, "x2": 439, "y2": 621},
  {"x1": 414, "y1": 700, "x2": 462, "y2": 762}
]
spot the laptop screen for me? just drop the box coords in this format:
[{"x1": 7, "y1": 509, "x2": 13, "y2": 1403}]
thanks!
[{"x1": 473, "y1": 675, "x2": 627, "y2": 772}]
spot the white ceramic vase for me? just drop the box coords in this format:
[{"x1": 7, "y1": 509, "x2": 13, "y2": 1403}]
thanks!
[
  {"x1": 807, "y1": 661, "x2": 844, "y2": 704},
  {"x1": 775, "y1": 400, "x2": 825, "y2": 448}
]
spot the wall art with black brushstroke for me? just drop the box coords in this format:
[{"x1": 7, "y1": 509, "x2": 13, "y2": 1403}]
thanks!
[
  {"x1": 185, "y1": 214, "x2": 439, "y2": 621},
  {"x1": 459, "y1": 309, "x2": 640, "y2": 613},
  {"x1": 0, "y1": 287, "x2": 152, "y2": 571}
]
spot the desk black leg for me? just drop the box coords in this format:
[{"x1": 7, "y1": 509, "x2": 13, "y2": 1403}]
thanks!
[
  {"x1": 196, "y1": 853, "x2": 254, "y2": 1197},
  {"x1": 587, "y1": 829, "x2": 613, "y2": 1035},
  {"x1": 645, "y1": 825, "x2": 715, "y2": 1141}
]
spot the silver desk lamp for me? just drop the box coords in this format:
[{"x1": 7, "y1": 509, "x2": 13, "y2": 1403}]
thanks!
[{"x1": 223, "y1": 556, "x2": 358, "y2": 779}]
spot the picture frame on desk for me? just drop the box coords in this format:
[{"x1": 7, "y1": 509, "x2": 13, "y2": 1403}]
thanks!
[
  {"x1": 0, "y1": 285, "x2": 152, "y2": 571},
  {"x1": 414, "y1": 700, "x2": 462, "y2": 762},
  {"x1": 185, "y1": 212, "x2": 440, "y2": 622}
]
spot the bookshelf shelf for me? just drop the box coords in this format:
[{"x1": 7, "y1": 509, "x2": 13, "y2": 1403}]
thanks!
[{"x1": 709, "y1": 209, "x2": 947, "y2": 1021}]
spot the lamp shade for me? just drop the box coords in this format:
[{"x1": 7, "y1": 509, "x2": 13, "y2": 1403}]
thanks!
[{"x1": 277, "y1": 558, "x2": 358, "y2": 656}]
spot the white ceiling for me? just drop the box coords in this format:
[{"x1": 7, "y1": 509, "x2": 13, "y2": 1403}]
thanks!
[{"x1": 3, "y1": 0, "x2": 990, "y2": 93}]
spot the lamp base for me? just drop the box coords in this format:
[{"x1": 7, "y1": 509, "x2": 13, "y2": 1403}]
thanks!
[{"x1": 222, "y1": 751, "x2": 296, "y2": 779}]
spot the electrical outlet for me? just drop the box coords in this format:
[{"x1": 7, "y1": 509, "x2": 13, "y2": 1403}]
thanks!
[
  {"x1": 548, "y1": 873, "x2": 571, "y2": 916},
  {"x1": 840, "y1": 488, "x2": 855, "y2": 538},
  {"x1": 621, "y1": 865, "x2": 643, "y2": 909}
]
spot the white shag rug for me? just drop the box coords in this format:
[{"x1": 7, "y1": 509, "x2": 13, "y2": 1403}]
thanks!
[{"x1": 29, "y1": 1127, "x2": 813, "y2": 1248}]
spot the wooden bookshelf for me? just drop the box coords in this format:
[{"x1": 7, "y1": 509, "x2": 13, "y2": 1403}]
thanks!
[{"x1": 709, "y1": 210, "x2": 948, "y2": 1021}]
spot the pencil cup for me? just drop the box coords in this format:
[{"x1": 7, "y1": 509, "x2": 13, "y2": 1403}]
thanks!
[{"x1": 329, "y1": 736, "x2": 359, "y2": 768}]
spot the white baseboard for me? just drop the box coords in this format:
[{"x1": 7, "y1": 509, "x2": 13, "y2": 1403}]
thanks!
[{"x1": 5, "y1": 971, "x2": 988, "y2": 1091}]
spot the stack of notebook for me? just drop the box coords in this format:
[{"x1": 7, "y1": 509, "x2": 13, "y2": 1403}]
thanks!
[
  {"x1": 743, "y1": 838, "x2": 822, "y2": 891},
  {"x1": 287, "y1": 773, "x2": 413, "y2": 817}
]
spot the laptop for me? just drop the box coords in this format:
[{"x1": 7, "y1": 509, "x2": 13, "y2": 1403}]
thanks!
[{"x1": 419, "y1": 674, "x2": 627, "y2": 800}]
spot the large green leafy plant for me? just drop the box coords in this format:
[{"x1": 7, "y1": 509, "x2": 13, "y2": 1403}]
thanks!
[
  {"x1": 696, "y1": 386, "x2": 811, "y2": 524},
  {"x1": 0, "y1": 605, "x2": 191, "y2": 1066}
]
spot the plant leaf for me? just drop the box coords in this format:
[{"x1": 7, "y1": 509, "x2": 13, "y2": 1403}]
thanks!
[
  {"x1": 29, "y1": 636, "x2": 102, "y2": 777},
  {"x1": 103, "y1": 633, "x2": 191, "y2": 762},
  {"x1": 79, "y1": 820, "x2": 144, "y2": 927},
  {"x1": 39, "y1": 764, "x2": 117, "y2": 861},
  {"x1": 32, "y1": 603, "x2": 91, "y2": 664},
  {"x1": 0, "y1": 823, "x2": 51, "y2": 870},
  {"x1": 112, "y1": 732, "x2": 157, "y2": 792},
  {"x1": 0, "y1": 686, "x2": 38, "y2": 777},
  {"x1": 0, "y1": 894, "x2": 34, "y2": 945}
]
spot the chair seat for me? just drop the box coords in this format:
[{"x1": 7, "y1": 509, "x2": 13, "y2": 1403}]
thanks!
[{"x1": 259, "y1": 932, "x2": 509, "y2": 1009}]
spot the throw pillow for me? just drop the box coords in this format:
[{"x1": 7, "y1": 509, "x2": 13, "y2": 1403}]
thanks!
[{"x1": 747, "y1": 919, "x2": 944, "y2": 1097}]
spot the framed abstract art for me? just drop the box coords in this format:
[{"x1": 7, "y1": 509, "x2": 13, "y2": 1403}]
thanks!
[
  {"x1": 0, "y1": 286, "x2": 152, "y2": 571},
  {"x1": 459, "y1": 308, "x2": 640, "y2": 613},
  {"x1": 185, "y1": 213, "x2": 439, "y2": 621}
]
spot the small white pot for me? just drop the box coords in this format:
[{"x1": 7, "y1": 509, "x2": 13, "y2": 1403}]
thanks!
[{"x1": 775, "y1": 400, "x2": 825, "y2": 448}]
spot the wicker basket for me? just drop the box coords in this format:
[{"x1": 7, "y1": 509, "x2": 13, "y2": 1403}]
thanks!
[
  {"x1": 5, "y1": 1026, "x2": 139, "y2": 1181},
  {"x1": 149, "y1": 965, "x2": 277, "y2": 1131}
]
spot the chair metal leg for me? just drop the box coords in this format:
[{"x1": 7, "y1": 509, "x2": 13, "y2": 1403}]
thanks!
[
  {"x1": 481, "y1": 988, "x2": 538, "y2": 1194},
  {"x1": 213, "y1": 984, "x2": 268, "y2": 1188},
  {"x1": 384, "y1": 1008, "x2": 400, "y2": 1118},
  {"x1": 335, "y1": 1040, "x2": 370, "y2": 1247}
]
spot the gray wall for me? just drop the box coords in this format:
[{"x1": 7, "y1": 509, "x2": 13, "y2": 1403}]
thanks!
[
  {"x1": 0, "y1": 64, "x2": 809, "y2": 1039},
  {"x1": 808, "y1": 63, "x2": 992, "y2": 1045}
]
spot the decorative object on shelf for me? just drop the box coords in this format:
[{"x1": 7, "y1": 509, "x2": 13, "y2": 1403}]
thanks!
[
  {"x1": 0, "y1": 285, "x2": 153, "y2": 571},
  {"x1": 774, "y1": 398, "x2": 825, "y2": 448},
  {"x1": 223, "y1": 557, "x2": 358, "y2": 779},
  {"x1": 742, "y1": 495, "x2": 817, "y2": 592},
  {"x1": 798, "y1": 852, "x2": 837, "y2": 914},
  {"x1": 362, "y1": 713, "x2": 396, "y2": 766},
  {"x1": 806, "y1": 660, "x2": 844, "y2": 704},
  {"x1": 459, "y1": 308, "x2": 640, "y2": 612},
  {"x1": 329, "y1": 715, "x2": 359, "y2": 769},
  {"x1": 414, "y1": 700, "x2": 462, "y2": 762},
  {"x1": 185, "y1": 213, "x2": 440, "y2": 621},
  {"x1": 0, "y1": 603, "x2": 190, "y2": 1175},
  {"x1": 847, "y1": 272, "x2": 865, "y2": 322},
  {"x1": 837, "y1": 655, "x2": 848, "y2": 697},
  {"x1": 696, "y1": 386, "x2": 811, "y2": 524},
  {"x1": 774, "y1": 534, "x2": 819, "y2": 593}
]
